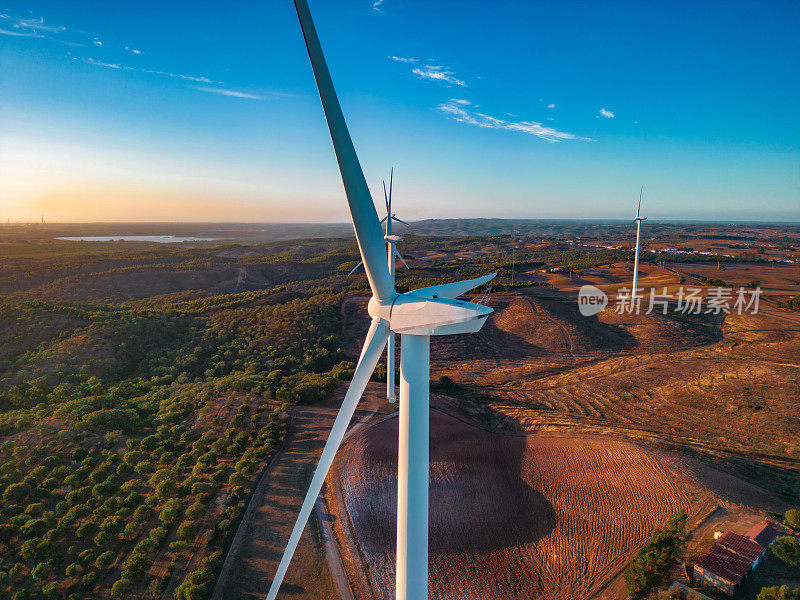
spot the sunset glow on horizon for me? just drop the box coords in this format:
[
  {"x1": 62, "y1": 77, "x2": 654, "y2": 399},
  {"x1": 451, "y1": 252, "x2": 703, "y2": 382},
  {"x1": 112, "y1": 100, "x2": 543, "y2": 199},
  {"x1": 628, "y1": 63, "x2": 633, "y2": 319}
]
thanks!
[{"x1": 2, "y1": 1, "x2": 798, "y2": 223}]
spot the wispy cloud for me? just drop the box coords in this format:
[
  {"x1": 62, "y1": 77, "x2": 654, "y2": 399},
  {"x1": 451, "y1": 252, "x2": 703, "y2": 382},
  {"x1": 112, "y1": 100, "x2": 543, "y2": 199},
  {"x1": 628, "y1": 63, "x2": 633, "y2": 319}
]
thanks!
[
  {"x1": 8, "y1": 9, "x2": 280, "y2": 101},
  {"x1": 388, "y1": 55, "x2": 418, "y2": 63},
  {"x1": 412, "y1": 64, "x2": 466, "y2": 87},
  {"x1": 13, "y1": 16, "x2": 66, "y2": 34},
  {"x1": 193, "y1": 87, "x2": 264, "y2": 100},
  {"x1": 78, "y1": 55, "x2": 220, "y2": 84},
  {"x1": 0, "y1": 27, "x2": 42, "y2": 37},
  {"x1": 83, "y1": 57, "x2": 122, "y2": 70},
  {"x1": 438, "y1": 98, "x2": 592, "y2": 143},
  {"x1": 547, "y1": 103, "x2": 556, "y2": 109},
  {"x1": 372, "y1": 0, "x2": 386, "y2": 12},
  {"x1": 599, "y1": 107, "x2": 615, "y2": 118},
  {"x1": 1, "y1": 13, "x2": 65, "y2": 38},
  {"x1": 144, "y1": 69, "x2": 216, "y2": 84}
]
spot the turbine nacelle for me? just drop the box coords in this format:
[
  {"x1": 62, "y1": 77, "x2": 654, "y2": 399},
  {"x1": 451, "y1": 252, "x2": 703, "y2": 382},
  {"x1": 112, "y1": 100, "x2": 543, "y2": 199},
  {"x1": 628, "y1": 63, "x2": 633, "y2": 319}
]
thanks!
[
  {"x1": 368, "y1": 272, "x2": 496, "y2": 336},
  {"x1": 368, "y1": 293, "x2": 492, "y2": 336}
]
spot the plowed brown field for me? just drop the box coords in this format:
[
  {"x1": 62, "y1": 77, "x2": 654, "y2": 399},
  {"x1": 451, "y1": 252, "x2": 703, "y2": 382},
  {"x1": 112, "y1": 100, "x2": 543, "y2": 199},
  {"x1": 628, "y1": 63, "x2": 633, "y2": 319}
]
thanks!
[{"x1": 331, "y1": 410, "x2": 701, "y2": 600}]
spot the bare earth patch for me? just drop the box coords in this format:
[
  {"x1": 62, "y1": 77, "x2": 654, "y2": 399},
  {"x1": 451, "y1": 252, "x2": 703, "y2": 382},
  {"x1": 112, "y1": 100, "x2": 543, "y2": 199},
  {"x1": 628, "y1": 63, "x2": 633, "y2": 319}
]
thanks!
[{"x1": 331, "y1": 409, "x2": 705, "y2": 600}]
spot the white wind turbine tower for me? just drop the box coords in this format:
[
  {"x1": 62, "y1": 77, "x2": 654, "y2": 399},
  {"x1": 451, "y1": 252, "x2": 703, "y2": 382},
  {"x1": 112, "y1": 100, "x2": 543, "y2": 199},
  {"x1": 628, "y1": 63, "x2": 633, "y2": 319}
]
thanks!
[
  {"x1": 266, "y1": 2, "x2": 496, "y2": 600},
  {"x1": 348, "y1": 168, "x2": 411, "y2": 402},
  {"x1": 631, "y1": 186, "x2": 647, "y2": 299}
]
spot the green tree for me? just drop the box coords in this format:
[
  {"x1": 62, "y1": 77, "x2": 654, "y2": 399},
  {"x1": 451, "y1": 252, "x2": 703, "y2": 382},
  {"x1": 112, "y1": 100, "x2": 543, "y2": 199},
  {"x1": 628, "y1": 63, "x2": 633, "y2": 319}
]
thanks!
[
  {"x1": 773, "y1": 536, "x2": 800, "y2": 565},
  {"x1": 111, "y1": 578, "x2": 132, "y2": 596},
  {"x1": 786, "y1": 509, "x2": 800, "y2": 530},
  {"x1": 65, "y1": 563, "x2": 81, "y2": 578},
  {"x1": 31, "y1": 561, "x2": 51, "y2": 580},
  {"x1": 173, "y1": 567, "x2": 214, "y2": 600},
  {"x1": 757, "y1": 586, "x2": 800, "y2": 600},
  {"x1": 185, "y1": 501, "x2": 205, "y2": 520},
  {"x1": 95, "y1": 551, "x2": 115, "y2": 569},
  {"x1": 624, "y1": 512, "x2": 687, "y2": 595}
]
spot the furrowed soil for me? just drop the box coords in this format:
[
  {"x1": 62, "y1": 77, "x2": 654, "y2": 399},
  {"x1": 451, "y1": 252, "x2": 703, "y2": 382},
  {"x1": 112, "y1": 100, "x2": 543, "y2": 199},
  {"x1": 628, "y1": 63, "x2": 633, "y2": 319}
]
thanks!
[{"x1": 331, "y1": 409, "x2": 704, "y2": 600}]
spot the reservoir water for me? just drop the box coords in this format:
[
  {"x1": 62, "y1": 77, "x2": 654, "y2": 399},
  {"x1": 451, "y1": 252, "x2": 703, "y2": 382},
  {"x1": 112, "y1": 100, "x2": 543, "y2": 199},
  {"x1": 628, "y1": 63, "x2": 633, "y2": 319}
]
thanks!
[{"x1": 56, "y1": 236, "x2": 218, "y2": 243}]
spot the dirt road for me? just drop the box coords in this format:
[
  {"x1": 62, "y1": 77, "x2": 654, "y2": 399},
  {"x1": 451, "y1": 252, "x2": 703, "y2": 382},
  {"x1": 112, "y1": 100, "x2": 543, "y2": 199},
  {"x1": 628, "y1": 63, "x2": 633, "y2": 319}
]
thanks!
[{"x1": 212, "y1": 382, "x2": 390, "y2": 600}]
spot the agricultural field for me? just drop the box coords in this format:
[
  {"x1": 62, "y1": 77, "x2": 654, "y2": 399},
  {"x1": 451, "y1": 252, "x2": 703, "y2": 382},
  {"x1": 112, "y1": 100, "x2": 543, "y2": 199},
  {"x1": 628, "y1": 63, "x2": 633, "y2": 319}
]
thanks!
[
  {"x1": 0, "y1": 222, "x2": 798, "y2": 600},
  {"x1": 331, "y1": 409, "x2": 703, "y2": 600}
]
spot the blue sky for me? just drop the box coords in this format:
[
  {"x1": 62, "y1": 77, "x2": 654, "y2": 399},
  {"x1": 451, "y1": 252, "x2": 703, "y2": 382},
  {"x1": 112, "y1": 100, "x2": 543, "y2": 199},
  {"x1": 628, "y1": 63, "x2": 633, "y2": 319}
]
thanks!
[{"x1": 1, "y1": 0, "x2": 798, "y2": 222}]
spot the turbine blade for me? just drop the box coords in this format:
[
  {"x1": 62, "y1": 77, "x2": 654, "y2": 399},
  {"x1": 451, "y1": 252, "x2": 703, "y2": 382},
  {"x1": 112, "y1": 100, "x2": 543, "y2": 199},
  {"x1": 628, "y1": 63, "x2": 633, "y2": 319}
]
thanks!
[
  {"x1": 294, "y1": 0, "x2": 393, "y2": 302},
  {"x1": 347, "y1": 260, "x2": 364, "y2": 276},
  {"x1": 392, "y1": 217, "x2": 410, "y2": 226},
  {"x1": 265, "y1": 319, "x2": 390, "y2": 600},
  {"x1": 383, "y1": 181, "x2": 390, "y2": 215},
  {"x1": 637, "y1": 186, "x2": 643, "y2": 219},
  {"x1": 389, "y1": 167, "x2": 393, "y2": 213},
  {"x1": 380, "y1": 216, "x2": 388, "y2": 224},
  {"x1": 396, "y1": 250, "x2": 410, "y2": 269},
  {"x1": 408, "y1": 272, "x2": 497, "y2": 300}
]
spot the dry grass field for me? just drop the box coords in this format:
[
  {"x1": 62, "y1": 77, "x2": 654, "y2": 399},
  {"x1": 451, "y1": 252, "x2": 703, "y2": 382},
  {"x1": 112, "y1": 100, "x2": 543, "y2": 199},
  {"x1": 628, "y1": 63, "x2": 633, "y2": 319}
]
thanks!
[{"x1": 325, "y1": 259, "x2": 799, "y2": 600}]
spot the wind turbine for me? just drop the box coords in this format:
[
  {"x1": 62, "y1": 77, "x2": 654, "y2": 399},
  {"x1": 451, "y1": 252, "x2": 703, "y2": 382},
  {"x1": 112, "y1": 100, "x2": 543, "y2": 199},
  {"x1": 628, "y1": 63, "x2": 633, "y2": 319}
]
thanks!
[
  {"x1": 631, "y1": 186, "x2": 647, "y2": 299},
  {"x1": 348, "y1": 168, "x2": 410, "y2": 402},
  {"x1": 266, "y1": 3, "x2": 496, "y2": 600}
]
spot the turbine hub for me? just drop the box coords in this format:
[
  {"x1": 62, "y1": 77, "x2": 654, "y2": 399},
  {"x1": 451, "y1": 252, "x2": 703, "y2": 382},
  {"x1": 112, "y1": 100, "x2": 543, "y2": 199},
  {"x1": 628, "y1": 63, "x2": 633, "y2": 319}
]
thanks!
[{"x1": 368, "y1": 292, "x2": 492, "y2": 336}]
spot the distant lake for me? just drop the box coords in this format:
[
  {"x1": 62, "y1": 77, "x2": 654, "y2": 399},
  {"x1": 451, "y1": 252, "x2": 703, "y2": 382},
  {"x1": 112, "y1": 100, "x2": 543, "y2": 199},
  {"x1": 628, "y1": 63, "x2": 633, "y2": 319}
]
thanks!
[{"x1": 56, "y1": 236, "x2": 218, "y2": 243}]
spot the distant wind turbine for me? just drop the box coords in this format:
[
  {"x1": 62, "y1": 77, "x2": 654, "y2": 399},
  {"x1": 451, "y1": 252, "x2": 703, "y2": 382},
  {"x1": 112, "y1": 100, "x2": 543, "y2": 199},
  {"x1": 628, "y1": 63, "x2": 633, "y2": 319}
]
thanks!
[
  {"x1": 348, "y1": 167, "x2": 410, "y2": 402},
  {"x1": 632, "y1": 186, "x2": 647, "y2": 299},
  {"x1": 266, "y1": 3, "x2": 496, "y2": 600}
]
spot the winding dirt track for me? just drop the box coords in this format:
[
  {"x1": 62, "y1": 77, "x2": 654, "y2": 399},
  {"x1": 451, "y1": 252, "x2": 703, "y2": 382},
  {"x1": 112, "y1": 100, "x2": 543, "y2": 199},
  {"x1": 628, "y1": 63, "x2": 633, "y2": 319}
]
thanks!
[{"x1": 212, "y1": 384, "x2": 389, "y2": 600}]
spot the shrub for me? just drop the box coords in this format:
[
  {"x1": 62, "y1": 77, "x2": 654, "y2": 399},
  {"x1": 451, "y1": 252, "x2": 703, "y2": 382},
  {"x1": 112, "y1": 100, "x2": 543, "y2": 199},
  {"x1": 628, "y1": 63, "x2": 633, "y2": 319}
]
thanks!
[
  {"x1": 31, "y1": 561, "x2": 51, "y2": 580},
  {"x1": 624, "y1": 512, "x2": 686, "y2": 595},
  {"x1": 149, "y1": 527, "x2": 168, "y2": 545},
  {"x1": 177, "y1": 520, "x2": 198, "y2": 540},
  {"x1": 133, "y1": 504, "x2": 154, "y2": 522},
  {"x1": 123, "y1": 522, "x2": 139, "y2": 536},
  {"x1": 773, "y1": 536, "x2": 800, "y2": 565},
  {"x1": 81, "y1": 570, "x2": 98, "y2": 590},
  {"x1": 135, "y1": 461, "x2": 155, "y2": 474},
  {"x1": 757, "y1": 586, "x2": 800, "y2": 600},
  {"x1": 438, "y1": 375, "x2": 457, "y2": 390},
  {"x1": 95, "y1": 551, "x2": 115, "y2": 569},
  {"x1": 94, "y1": 530, "x2": 111, "y2": 546},
  {"x1": 786, "y1": 509, "x2": 800, "y2": 530},
  {"x1": 111, "y1": 578, "x2": 132, "y2": 596},
  {"x1": 80, "y1": 409, "x2": 141, "y2": 433},
  {"x1": 211, "y1": 468, "x2": 228, "y2": 484},
  {"x1": 155, "y1": 478, "x2": 177, "y2": 499},
  {"x1": 159, "y1": 499, "x2": 182, "y2": 525},
  {"x1": 191, "y1": 481, "x2": 211, "y2": 496},
  {"x1": 120, "y1": 552, "x2": 150, "y2": 580},
  {"x1": 174, "y1": 566, "x2": 214, "y2": 600},
  {"x1": 65, "y1": 563, "x2": 81, "y2": 578},
  {"x1": 185, "y1": 502, "x2": 205, "y2": 520},
  {"x1": 21, "y1": 518, "x2": 47, "y2": 537},
  {"x1": 2, "y1": 482, "x2": 30, "y2": 502},
  {"x1": 76, "y1": 520, "x2": 99, "y2": 540}
]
